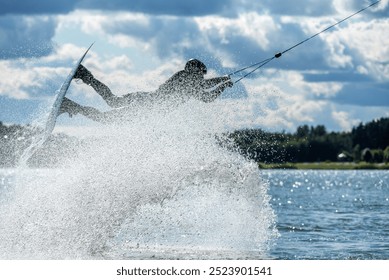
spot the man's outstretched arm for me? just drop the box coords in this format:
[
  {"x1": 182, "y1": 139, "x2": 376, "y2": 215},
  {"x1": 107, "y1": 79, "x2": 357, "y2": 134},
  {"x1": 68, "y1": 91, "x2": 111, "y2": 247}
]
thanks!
[
  {"x1": 203, "y1": 76, "x2": 231, "y2": 88},
  {"x1": 75, "y1": 65, "x2": 132, "y2": 108},
  {"x1": 199, "y1": 79, "x2": 233, "y2": 103}
]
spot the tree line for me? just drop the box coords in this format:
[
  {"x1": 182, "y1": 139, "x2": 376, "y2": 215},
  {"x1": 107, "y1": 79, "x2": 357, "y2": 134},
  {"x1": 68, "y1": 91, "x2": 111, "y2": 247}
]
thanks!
[
  {"x1": 229, "y1": 117, "x2": 389, "y2": 164},
  {"x1": 1, "y1": 117, "x2": 389, "y2": 167}
]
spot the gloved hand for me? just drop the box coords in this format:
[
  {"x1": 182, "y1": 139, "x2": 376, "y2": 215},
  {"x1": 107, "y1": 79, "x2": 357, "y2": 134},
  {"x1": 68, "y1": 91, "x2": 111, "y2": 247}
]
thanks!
[{"x1": 74, "y1": 64, "x2": 94, "y2": 85}]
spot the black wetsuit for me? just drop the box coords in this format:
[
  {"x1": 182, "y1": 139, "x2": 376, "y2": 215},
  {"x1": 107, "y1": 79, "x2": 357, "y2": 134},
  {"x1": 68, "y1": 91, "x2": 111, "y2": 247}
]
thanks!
[{"x1": 64, "y1": 68, "x2": 231, "y2": 123}]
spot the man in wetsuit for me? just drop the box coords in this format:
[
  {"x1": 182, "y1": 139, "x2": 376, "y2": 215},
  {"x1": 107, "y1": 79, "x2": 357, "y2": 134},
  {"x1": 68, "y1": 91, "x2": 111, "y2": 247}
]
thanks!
[{"x1": 59, "y1": 59, "x2": 233, "y2": 123}]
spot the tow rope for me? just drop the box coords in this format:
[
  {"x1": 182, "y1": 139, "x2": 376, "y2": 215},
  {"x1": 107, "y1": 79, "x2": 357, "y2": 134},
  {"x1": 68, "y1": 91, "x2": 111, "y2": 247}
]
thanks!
[{"x1": 229, "y1": 0, "x2": 382, "y2": 83}]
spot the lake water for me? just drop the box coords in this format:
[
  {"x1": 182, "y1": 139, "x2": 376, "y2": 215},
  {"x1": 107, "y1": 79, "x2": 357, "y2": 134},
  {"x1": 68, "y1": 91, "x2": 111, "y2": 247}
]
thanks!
[
  {"x1": 263, "y1": 169, "x2": 389, "y2": 260},
  {"x1": 1, "y1": 167, "x2": 388, "y2": 260}
]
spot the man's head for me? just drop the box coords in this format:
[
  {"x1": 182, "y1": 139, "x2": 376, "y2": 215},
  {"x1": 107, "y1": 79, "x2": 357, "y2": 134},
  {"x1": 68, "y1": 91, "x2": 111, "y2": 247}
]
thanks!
[{"x1": 184, "y1": 59, "x2": 207, "y2": 75}]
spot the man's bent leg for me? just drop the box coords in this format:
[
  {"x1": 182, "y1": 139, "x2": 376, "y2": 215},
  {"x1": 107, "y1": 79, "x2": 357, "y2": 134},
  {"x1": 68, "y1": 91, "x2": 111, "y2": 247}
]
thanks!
[{"x1": 78, "y1": 106, "x2": 109, "y2": 123}]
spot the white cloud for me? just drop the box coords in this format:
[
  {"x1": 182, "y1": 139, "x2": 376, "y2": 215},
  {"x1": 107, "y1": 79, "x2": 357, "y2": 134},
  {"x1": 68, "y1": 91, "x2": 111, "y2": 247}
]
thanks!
[
  {"x1": 210, "y1": 77, "x2": 330, "y2": 131},
  {"x1": 332, "y1": 0, "x2": 356, "y2": 14},
  {"x1": 331, "y1": 109, "x2": 360, "y2": 131},
  {"x1": 0, "y1": 15, "x2": 55, "y2": 59},
  {"x1": 0, "y1": 61, "x2": 42, "y2": 99},
  {"x1": 0, "y1": 63, "x2": 70, "y2": 102},
  {"x1": 44, "y1": 43, "x2": 92, "y2": 63},
  {"x1": 375, "y1": 0, "x2": 389, "y2": 11},
  {"x1": 332, "y1": 19, "x2": 389, "y2": 82},
  {"x1": 196, "y1": 13, "x2": 279, "y2": 51},
  {"x1": 0, "y1": 43, "x2": 96, "y2": 100}
]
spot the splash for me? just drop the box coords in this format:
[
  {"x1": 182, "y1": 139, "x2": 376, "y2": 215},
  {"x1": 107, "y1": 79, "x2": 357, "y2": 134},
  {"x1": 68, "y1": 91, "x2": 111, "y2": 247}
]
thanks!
[{"x1": 0, "y1": 99, "x2": 277, "y2": 259}]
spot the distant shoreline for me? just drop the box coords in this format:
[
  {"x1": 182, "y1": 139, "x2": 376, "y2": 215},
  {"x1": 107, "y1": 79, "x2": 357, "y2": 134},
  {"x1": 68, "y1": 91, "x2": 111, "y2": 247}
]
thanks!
[{"x1": 258, "y1": 162, "x2": 389, "y2": 170}]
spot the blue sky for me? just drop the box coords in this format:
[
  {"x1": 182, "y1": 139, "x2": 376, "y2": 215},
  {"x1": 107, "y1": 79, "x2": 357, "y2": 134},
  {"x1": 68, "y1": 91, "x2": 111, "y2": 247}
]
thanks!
[{"x1": 0, "y1": 0, "x2": 388, "y2": 134}]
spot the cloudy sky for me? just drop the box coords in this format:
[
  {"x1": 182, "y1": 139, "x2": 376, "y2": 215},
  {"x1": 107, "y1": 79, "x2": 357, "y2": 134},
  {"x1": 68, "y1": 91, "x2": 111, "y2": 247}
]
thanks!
[{"x1": 0, "y1": 0, "x2": 388, "y2": 134}]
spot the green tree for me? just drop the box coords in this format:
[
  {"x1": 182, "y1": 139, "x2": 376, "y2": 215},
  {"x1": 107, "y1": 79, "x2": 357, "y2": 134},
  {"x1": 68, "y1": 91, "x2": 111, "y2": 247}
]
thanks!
[
  {"x1": 296, "y1": 125, "x2": 309, "y2": 138},
  {"x1": 353, "y1": 144, "x2": 361, "y2": 162},
  {"x1": 362, "y1": 148, "x2": 373, "y2": 163},
  {"x1": 372, "y1": 149, "x2": 384, "y2": 163},
  {"x1": 352, "y1": 118, "x2": 389, "y2": 149},
  {"x1": 311, "y1": 125, "x2": 326, "y2": 138},
  {"x1": 384, "y1": 146, "x2": 389, "y2": 163}
]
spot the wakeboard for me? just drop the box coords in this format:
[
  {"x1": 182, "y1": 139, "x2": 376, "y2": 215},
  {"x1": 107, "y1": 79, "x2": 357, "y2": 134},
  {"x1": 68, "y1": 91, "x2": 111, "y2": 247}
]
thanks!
[
  {"x1": 19, "y1": 43, "x2": 93, "y2": 165},
  {"x1": 46, "y1": 43, "x2": 93, "y2": 134}
]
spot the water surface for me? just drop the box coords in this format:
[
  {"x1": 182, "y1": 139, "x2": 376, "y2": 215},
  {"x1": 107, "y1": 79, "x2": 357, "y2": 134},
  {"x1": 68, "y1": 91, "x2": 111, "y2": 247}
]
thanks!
[{"x1": 264, "y1": 170, "x2": 389, "y2": 260}]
